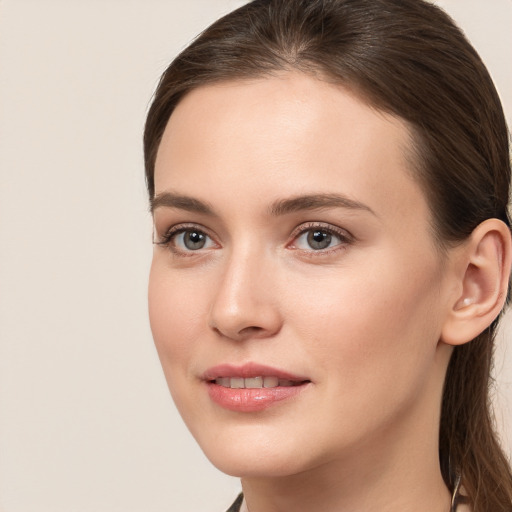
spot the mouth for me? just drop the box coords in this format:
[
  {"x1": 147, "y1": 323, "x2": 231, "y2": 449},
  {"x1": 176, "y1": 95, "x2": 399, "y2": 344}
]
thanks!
[
  {"x1": 203, "y1": 363, "x2": 311, "y2": 412},
  {"x1": 211, "y1": 376, "x2": 308, "y2": 388}
]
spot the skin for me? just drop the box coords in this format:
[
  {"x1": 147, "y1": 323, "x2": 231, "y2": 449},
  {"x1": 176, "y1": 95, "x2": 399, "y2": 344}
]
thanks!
[{"x1": 149, "y1": 72, "x2": 473, "y2": 512}]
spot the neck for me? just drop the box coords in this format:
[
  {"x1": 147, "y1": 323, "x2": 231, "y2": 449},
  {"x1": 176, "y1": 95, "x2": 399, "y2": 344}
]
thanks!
[{"x1": 241, "y1": 435, "x2": 450, "y2": 512}]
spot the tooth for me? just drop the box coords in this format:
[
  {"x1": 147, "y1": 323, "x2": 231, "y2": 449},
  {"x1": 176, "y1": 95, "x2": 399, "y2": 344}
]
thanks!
[
  {"x1": 230, "y1": 377, "x2": 245, "y2": 389},
  {"x1": 216, "y1": 377, "x2": 230, "y2": 387},
  {"x1": 279, "y1": 379, "x2": 293, "y2": 387},
  {"x1": 263, "y1": 376, "x2": 279, "y2": 388},
  {"x1": 244, "y1": 377, "x2": 263, "y2": 389}
]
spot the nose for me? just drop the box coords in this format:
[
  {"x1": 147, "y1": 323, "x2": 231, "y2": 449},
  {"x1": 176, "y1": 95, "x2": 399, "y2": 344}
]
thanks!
[{"x1": 208, "y1": 249, "x2": 283, "y2": 342}]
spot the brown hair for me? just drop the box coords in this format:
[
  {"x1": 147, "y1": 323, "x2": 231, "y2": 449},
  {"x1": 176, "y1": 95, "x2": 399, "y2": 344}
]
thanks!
[{"x1": 144, "y1": 0, "x2": 512, "y2": 509}]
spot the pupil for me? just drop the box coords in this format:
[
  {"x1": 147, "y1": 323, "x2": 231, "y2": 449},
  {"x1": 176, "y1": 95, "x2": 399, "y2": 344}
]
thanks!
[
  {"x1": 308, "y1": 230, "x2": 331, "y2": 250},
  {"x1": 185, "y1": 231, "x2": 206, "y2": 250}
]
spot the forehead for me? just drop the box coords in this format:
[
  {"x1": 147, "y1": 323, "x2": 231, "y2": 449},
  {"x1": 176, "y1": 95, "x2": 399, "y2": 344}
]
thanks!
[{"x1": 154, "y1": 72, "x2": 428, "y2": 225}]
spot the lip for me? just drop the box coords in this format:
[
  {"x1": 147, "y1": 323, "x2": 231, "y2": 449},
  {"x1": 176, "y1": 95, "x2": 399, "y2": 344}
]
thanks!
[
  {"x1": 203, "y1": 362, "x2": 311, "y2": 412},
  {"x1": 203, "y1": 362, "x2": 309, "y2": 381}
]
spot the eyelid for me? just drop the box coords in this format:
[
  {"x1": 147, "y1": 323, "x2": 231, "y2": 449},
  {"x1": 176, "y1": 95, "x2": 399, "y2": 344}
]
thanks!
[
  {"x1": 155, "y1": 223, "x2": 219, "y2": 254},
  {"x1": 288, "y1": 222, "x2": 354, "y2": 251},
  {"x1": 154, "y1": 221, "x2": 353, "y2": 256}
]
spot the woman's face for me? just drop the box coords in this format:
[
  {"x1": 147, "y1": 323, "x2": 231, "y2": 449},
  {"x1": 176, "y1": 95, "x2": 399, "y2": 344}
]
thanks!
[{"x1": 149, "y1": 73, "x2": 454, "y2": 478}]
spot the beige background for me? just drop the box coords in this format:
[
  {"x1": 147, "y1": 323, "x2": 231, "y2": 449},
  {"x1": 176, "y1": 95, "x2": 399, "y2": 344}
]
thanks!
[{"x1": 0, "y1": 1, "x2": 511, "y2": 511}]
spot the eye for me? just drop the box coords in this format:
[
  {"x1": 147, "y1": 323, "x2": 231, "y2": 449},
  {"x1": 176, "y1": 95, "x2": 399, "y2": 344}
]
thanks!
[
  {"x1": 302, "y1": 230, "x2": 334, "y2": 250},
  {"x1": 177, "y1": 229, "x2": 212, "y2": 250},
  {"x1": 291, "y1": 224, "x2": 352, "y2": 252},
  {"x1": 157, "y1": 225, "x2": 217, "y2": 254}
]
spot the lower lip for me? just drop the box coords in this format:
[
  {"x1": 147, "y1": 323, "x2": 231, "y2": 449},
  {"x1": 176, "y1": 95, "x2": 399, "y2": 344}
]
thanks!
[{"x1": 206, "y1": 382, "x2": 309, "y2": 412}]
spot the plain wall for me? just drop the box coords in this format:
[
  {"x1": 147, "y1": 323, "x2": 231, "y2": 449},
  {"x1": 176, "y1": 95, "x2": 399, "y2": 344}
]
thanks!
[{"x1": 0, "y1": 1, "x2": 511, "y2": 511}]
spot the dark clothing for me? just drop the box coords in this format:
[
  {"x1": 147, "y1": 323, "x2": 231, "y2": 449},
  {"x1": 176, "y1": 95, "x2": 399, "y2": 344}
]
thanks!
[{"x1": 226, "y1": 493, "x2": 243, "y2": 512}]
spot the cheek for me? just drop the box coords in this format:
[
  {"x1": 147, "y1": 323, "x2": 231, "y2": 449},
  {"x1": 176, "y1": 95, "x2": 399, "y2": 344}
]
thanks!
[
  {"x1": 279, "y1": 267, "x2": 443, "y2": 449},
  {"x1": 284, "y1": 255, "x2": 443, "y2": 386},
  {"x1": 148, "y1": 259, "x2": 216, "y2": 427},
  {"x1": 148, "y1": 259, "x2": 206, "y2": 371}
]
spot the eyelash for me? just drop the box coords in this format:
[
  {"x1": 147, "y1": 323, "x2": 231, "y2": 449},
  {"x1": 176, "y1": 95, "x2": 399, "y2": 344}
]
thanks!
[
  {"x1": 288, "y1": 222, "x2": 353, "y2": 256},
  {"x1": 155, "y1": 222, "x2": 354, "y2": 257},
  {"x1": 155, "y1": 223, "x2": 217, "y2": 257}
]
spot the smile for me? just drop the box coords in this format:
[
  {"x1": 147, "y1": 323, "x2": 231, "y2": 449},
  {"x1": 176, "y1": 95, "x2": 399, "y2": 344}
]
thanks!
[
  {"x1": 204, "y1": 363, "x2": 311, "y2": 412},
  {"x1": 213, "y1": 377, "x2": 305, "y2": 388}
]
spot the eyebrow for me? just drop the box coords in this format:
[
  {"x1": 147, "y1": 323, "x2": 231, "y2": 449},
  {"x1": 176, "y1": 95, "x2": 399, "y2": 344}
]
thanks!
[
  {"x1": 269, "y1": 193, "x2": 376, "y2": 217},
  {"x1": 151, "y1": 192, "x2": 215, "y2": 216},
  {"x1": 151, "y1": 191, "x2": 375, "y2": 217}
]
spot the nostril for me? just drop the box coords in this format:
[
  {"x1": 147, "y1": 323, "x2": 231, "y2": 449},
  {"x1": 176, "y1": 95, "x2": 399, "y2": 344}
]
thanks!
[
  {"x1": 240, "y1": 326, "x2": 264, "y2": 334},
  {"x1": 212, "y1": 324, "x2": 269, "y2": 341},
  {"x1": 237, "y1": 325, "x2": 268, "y2": 339},
  {"x1": 208, "y1": 295, "x2": 282, "y2": 340}
]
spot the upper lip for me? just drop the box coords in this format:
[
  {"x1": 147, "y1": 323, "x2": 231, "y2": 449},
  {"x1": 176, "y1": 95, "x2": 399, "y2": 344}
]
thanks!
[{"x1": 202, "y1": 362, "x2": 310, "y2": 382}]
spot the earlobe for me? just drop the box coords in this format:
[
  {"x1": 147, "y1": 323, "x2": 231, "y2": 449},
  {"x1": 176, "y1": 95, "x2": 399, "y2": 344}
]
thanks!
[{"x1": 441, "y1": 219, "x2": 512, "y2": 346}]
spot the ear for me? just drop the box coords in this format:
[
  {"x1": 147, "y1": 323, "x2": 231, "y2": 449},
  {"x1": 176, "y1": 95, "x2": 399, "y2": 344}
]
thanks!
[{"x1": 441, "y1": 219, "x2": 512, "y2": 346}]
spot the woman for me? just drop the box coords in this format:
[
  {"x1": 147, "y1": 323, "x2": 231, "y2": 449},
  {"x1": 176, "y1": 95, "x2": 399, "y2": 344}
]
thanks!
[{"x1": 144, "y1": 0, "x2": 512, "y2": 510}]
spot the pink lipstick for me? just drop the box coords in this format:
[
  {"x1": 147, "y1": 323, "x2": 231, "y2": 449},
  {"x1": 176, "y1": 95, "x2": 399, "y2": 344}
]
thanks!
[{"x1": 203, "y1": 362, "x2": 311, "y2": 412}]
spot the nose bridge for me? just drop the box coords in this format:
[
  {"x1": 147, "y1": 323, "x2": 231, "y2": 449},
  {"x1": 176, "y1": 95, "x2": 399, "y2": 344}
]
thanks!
[{"x1": 209, "y1": 241, "x2": 281, "y2": 340}]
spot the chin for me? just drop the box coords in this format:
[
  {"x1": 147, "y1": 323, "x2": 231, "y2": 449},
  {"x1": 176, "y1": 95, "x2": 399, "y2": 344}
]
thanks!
[
  {"x1": 191, "y1": 423, "x2": 321, "y2": 479},
  {"x1": 206, "y1": 450, "x2": 307, "y2": 479}
]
